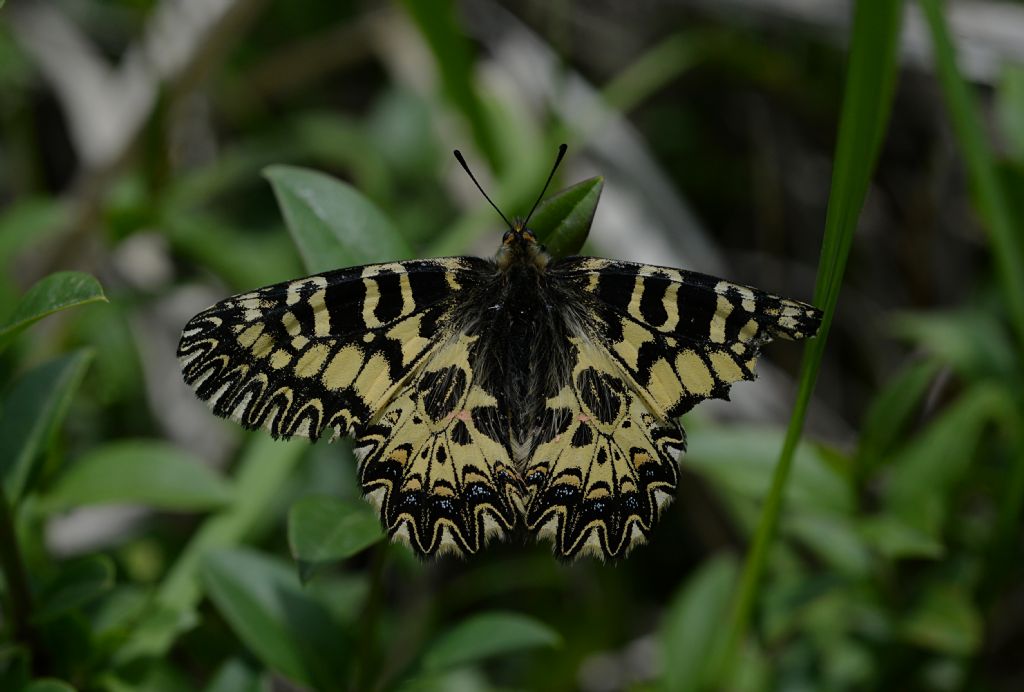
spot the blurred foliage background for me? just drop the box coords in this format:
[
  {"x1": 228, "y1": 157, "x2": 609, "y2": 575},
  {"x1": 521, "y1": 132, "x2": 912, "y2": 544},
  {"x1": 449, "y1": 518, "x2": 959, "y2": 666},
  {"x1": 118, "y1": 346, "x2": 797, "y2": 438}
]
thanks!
[{"x1": 1, "y1": 0, "x2": 1023, "y2": 690}]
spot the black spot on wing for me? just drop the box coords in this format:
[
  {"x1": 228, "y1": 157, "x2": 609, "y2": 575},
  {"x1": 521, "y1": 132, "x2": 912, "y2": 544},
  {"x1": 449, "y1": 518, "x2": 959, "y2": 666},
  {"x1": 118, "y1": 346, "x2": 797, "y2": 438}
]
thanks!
[
  {"x1": 419, "y1": 366, "x2": 467, "y2": 421},
  {"x1": 370, "y1": 272, "x2": 404, "y2": 323},
  {"x1": 639, "y1": 278, "x2": 668, "y2": 327},
  {"x1": 595, "y1": 272, "x2": 635, "y2": 311},
  {"x1": 407, "y1": 269, "x2": 452, "y2": 306},
  {"x1": 571, "y1": 423, "x2": 593, "y2": 448},
  {"x1": 576, "y1": 368, "x2": 625, "y2": 425},
  {"x1": 451, "y1": 419, "x2": 471, "y2": 445},
  {"x1": 675, "y1": 285, "x2": 717, "y2": 339}
]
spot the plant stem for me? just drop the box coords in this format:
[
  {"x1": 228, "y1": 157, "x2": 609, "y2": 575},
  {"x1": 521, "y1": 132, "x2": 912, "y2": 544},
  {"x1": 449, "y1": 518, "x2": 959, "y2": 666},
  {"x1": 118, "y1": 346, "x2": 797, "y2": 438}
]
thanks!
[{"x1": 0, "y1": 487, "x2": 35, "y2": 649}]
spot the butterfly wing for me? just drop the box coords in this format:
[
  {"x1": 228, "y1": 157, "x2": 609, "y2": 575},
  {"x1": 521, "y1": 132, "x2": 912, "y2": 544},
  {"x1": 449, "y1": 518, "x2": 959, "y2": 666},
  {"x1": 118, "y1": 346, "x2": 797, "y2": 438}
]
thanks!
[
  {"x1": 524, "y1": 258, "x2": 822, "y2": 559},
  {"x1": 525, "y1": 337, "x2": 685, "y2": 559},
  {"x1": 555, "y1": 258, "x2": 823, "y2": 418},
  {"x1": 177, "y1": 258, "x2": 486, "y2": 441},
  {"x1": 179, "y1": 256, "x2": 525, "y2": 557},
  {"x1": 353, "y1": 332, "x2": 526, "y2": 556}
]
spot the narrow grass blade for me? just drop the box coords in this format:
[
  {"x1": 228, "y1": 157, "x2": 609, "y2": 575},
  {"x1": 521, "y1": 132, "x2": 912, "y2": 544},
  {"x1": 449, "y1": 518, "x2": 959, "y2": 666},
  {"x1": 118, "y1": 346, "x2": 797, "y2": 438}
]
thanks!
[
  {"x1": 717, "y1": 0, "x2": 905, "y2": 677},
  {"x1": 919, "y1": 0, "x2": 1024, "y2": 347}
]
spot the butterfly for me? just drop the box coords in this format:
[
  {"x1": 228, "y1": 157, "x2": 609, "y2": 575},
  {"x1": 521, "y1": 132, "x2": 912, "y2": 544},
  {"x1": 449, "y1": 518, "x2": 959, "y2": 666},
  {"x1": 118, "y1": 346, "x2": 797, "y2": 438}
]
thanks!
[{"x1": 178, "y1": 144, "x2": 823, "y2": 560}]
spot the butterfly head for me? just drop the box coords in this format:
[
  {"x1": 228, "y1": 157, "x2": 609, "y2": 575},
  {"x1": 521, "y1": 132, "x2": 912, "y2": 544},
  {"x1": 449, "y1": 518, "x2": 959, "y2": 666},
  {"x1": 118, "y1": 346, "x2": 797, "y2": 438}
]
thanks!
[
  {"x1": 497, "y1": 220, "x2": 548, "y2": 269},
  {"x1": 453, "y1": 144, "x2": 567, "y2": 272}
]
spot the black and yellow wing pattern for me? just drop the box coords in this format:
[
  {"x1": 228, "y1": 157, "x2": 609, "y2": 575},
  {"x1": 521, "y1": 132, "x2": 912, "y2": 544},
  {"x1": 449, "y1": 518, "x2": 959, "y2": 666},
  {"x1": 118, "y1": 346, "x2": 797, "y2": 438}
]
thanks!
[
  {"x1": 522, "y1": 258, "x2": 822, "y2": 559},
  {"x1": 179, "y1": 257, "x2": 524, "y2": 557},
  {"x1": 179, "y1": 251, "x2": 821, "y2": 560}
]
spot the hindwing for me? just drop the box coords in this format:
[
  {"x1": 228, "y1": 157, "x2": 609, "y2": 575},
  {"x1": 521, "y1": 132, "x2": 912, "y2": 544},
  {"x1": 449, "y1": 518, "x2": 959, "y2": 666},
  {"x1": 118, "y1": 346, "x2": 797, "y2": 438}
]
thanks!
[
  {"x1": 524, "y1": 338, "x2": 685, "y2": 559},
  {"x1": 177, "y1": 258, "x2": 488, "y2": 442},
  {"x1": 353, "y1": 332, "x2": 526, "y2": 557}
]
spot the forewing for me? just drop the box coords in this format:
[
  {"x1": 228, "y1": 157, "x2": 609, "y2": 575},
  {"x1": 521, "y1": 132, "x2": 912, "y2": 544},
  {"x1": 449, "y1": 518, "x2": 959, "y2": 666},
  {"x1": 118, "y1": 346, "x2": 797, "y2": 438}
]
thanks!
[
  {"x1": 353, "y1": 333, "x2": 526, "y2": 557},
  {"x1": 178, "y1": 258, "x2": 487, "y2": 441},
  {"x1": 525, "y1": 338, "x2": 685, "y2": 559},
  {"x1": 553, "y1": 258, "x2": 823, "y2": 418}
]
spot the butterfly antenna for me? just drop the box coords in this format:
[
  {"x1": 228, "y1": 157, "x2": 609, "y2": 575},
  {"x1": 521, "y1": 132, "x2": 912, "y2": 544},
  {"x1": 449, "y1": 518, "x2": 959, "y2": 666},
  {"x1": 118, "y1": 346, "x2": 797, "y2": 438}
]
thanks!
[
  {"x1": 453, "y1": 149, "x2": 513, "y2": 230},
  {"x1": 524, "y1": 143, "x2": 568, "y2": 225}
]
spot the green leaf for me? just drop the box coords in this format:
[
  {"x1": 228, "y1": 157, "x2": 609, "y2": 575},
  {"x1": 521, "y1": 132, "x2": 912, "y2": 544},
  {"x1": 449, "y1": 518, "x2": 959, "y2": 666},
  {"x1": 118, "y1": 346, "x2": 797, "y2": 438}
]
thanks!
[
  {"x1": 24, "y1": 680, "x2": 77, "y2": 692},
  {"x1": 32, "y1": 555, "x2": 115, "y2": 623},
  {"x1": 114, "y1": 437, "x2": 306, "y2": 665},
  {"x1": 203, "y1": 659, "x2": 263, "y2": 692},
  {"x1": 264, "y1": 165, "x2": 411, "y2": 273},
  {"x1": 885, "y1": 384, "x2": 1006, "y2": 535},
  {"x1": 0, "y1": 350, "x2": 92, "y2": 501},
  {"x1": 0, "y1": 272, "x2": 106, "y2": 351},
  {"x1": 901, "y1": 585, "x2": 982, "y2": 656},
  {"x1": 287, "y1": 496, "x2": 383, "y2": 583},
  {"x1": 683, "y1": 425, "x2": 853, "y2": 515},
  {"x1": 201, "y1": 548, "x2": 350, "y2": 688},
  {"x1": 0, "y1": 645, "x2": 29, "y2": 691},
  {"x1": 163, "y1": 212, "x2": 303, "y2": 290},
  {"x1": 859, "y1": 514, "x2": 944, "y2": 560},
  {"x1": 785, "y1": 513, "x2": 871, "y2": 577},
  {"x1": 857, "y1": 358, "x2": 941, "y2": 472},
  {"x1": 0, "y1": 197, "x2": 69, "y2": 262},
  {"x1": 660, "y1": 554, "x2": 738, "y2": 692},
  {"x1": 529, "y1": 177, "x2": 604, "y2": 258},
  {"x1": 37, "y1": 440, "x2": 232, "y2": 514},
  {"x1": 420, "y1": 611, "x2": 561, "y2": 672},
  {"x1": 892, "y1": 310, "x2": 1017, "y2": 379}
]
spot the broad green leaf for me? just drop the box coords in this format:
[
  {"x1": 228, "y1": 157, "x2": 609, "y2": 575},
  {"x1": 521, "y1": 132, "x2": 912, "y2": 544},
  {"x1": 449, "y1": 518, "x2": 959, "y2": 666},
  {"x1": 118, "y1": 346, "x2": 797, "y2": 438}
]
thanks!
[
  {"x1": 859, "y1": 514, "x2": 944, "y2": 560},
  {"x1": 683, "y1": 425, "x2": 853, "y2": 515},
  {"x1": 420, "y1": 611, "x2": 561, "y2": 672},
  {"x1": 37, "y1": 440, "x2": 232, "y2": 514},
  {"x1": 857, "y1": 358, "x2": 940, "y2": 471},
  {"x1": 0, "y1": 350, "x2": 92, "y2": 501},
  {"x1": 892, "y1": 310, "x2": 1016, "y2": 379},
  {"x1": 529, "y1": 177, "x2": 604, "y2": 258},
  {"x1": 114, "y1": 437, "x2": 305, "y2": 665},
  {"x1": 0, "y1": 197, "x2": 69, "y2": 262},
  {"x1": 785, "y1": 513, "x2": 871, "y2": 576},
  {"x1": 885, "y1": 384, "x2": 1006, "y2": 535},
  {"x1": 901, "y1": 585, "x2": 982, "y2": 656},
  {"x1": 660, "y1": 554, "x2": 738, "y2": 692},
  {"x1": 32, "y1": 555, "x2": 115, "y2": 623},
  {"x1": 24, "y1": 680, "x2": 76, "y2": 692},
  {"x1": 163, "y1": 212, "x2": 303, "y2": 290},
  {"x1": 0, "y1": 272, "x2": 106, "y2": 350},
  {"x1": 291, "y1": 112, "x2": 390, "y2": 198},
  {"x1": 201, "y1": 548, "x2": 350, "y2": 688},
  {"x1": 264, "y1": 165, "x2": 410, "y2": 273},
  {"x1": 287, "y1": 496, "x2": 383, "y2": 583},
  {"x1": 204, "y1": 659, "x2": 263, "y2": 692}
]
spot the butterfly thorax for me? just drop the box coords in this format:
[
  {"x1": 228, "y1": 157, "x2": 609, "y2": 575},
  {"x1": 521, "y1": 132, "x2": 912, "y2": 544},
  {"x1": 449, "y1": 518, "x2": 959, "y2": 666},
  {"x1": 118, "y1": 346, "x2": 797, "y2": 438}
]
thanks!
[
  {"x1": 495, "y1": 221, "x2": 550, "y2": 272},
  {"x1": 464, "y1": 248, "x2": 578, "y2": 462}
]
